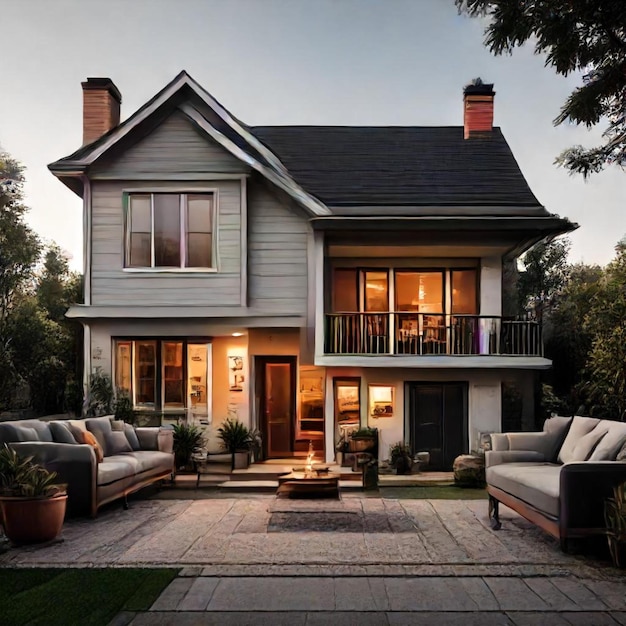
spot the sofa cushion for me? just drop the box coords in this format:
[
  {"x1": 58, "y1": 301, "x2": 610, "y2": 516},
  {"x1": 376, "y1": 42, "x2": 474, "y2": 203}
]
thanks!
[
  {"x1": 107, "y1": 431, "x2": 133, "y2": 455},
  {"x1": 126, "y1": 451, "x2": 173, "y2": 475},
  {"x1": 615, "y1": 439, "x2": 626, "y2": 462},
  {"x1": 49, "y1": 422, "x2": 77, "y2": 444},
  {"x1": 487, "y1": 462, "x2": 561, "y2": 517},
  {"x1": 97, "y1": 458, "x2": 137, "y2": 485},
  {"x1": 558, "y1": 416, "x2": 601, "y2": 464},
  {"x1": 124, "y1": 424, "x2": 141, "y2": 451},
  {"x1": 15, "y1": 420, "x2": 54, "y2": 442},
  {"x1": 568, "y1": 423, "x2": 610, "y2": 462},
  {"x1": 111, "y1": 420, "x2": 125, "y2": 432},
  {"x1": 588, "y1": 421, "x2": 626, "y2": 461}
]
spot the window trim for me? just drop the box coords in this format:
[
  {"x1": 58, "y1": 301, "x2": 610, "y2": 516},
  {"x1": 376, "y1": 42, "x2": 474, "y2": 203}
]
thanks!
[{"x1": 123, "y1": 188, "x2": 219, "y2": 272}]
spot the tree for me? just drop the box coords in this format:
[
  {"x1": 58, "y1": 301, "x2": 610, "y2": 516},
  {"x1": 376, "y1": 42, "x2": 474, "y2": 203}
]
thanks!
[
  {"x1": 456, "y1": 1, "x2": 626, "y2": 177},
  {"x1": 581, "y1": 245, "x2": 626, "y2": 420},
  {"x1": 0, "y1": 152, "x2": 41, "y2": 409},
  {"x1": 517, "y1": 237, "x2": 571, "y2": 317}
]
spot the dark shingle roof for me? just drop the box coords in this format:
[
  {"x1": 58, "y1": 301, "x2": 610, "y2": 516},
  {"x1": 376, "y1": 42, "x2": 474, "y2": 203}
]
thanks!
[{"x1": 251, "y1": 126, "x2": 541, "y2": 208}]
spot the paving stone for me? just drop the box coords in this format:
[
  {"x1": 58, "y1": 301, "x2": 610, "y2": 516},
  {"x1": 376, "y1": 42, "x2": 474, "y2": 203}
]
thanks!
[
  {"x1": 131, "y1": 612, "x2": 307, "y2": 625},
  {"x1": 334, "y1": 577, "x2": 390, "y2": 611},
  {"x1": 583, "y1": 581, "x2": 626, "y2": 610},
  {"x1": 611, "y1": 613, "x2": 626, "y2": 625},
  {"x1": 387, "y1": 612, "x2": 513, "y2": 625},
  {"x1": 107, "y1": 610, "x2": 136, "y2": 626},
  {"x1": 506, "y1": 612, "x2": 572, "y2": 625},
  {"x1": 561, "y1": 612, "x2": 622, "y2": 625},
  {"x1": 305, "y1": 612, "x2": 390, "y2": 625},
  {"x1": 551, "y1": 577, "x2": 611, "y2": 610},
  {"x1": 384, "y1": 577, "x2": 477, "y2": 611},
  {"x1": 177, "y1": 577, "x2": 219, "y2": 611},
  {"x1": 483, "y1": 577, "x2": 549, "y2": 611},
  {"x1": 150, "y1": 577, "x2": 194, "y2": 610},
  {"x1": 523, "y1": 577, "x2": 580, "y2": 610},
  {"x1": 207, "y1": 577, "x2": 335, "y2": 611},
  {"x1": 459, "y1": 577, "x2": 501, "y2": 610}
]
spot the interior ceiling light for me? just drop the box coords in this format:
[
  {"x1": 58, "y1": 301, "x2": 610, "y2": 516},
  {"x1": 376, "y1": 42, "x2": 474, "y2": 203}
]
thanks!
[{"x1": 231, "y1": 332, "x2": 244, "y2": 337}]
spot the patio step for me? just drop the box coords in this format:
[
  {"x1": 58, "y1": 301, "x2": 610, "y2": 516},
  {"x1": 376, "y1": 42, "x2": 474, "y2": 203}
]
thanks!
[{"x1": 219, "y1": 479, "x2": 364, "y2": 493}]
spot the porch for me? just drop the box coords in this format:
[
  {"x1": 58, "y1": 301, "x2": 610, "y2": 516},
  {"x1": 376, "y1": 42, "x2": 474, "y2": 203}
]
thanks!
[{"x1": 325, "y1": 313, "x2": 543, "y2": 357}]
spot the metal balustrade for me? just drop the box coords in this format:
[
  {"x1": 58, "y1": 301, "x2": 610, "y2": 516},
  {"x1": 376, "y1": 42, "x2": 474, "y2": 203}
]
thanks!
[{"x1": 324, "y1": 313, "x2": 543, "y2": 356}]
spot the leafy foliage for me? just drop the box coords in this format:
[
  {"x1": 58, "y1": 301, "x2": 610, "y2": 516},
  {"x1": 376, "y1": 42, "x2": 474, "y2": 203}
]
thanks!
[
  {"x1": 84, "y1": 368, "x2": 114, "y2": 417},
  {"x1": 114, "y1": 389, "x2": 135, "y2": 424},
  {"x1": 217, "y1": 418, "x2": 251, "y2": 453},
  {"x1": 604, "y1": 482, "x2": 626, "y2": 567},
  {"x1": 172, "y1": 423, "x2": 205, "y2": 469},
  {"x1": 389, "y1": 441, "x2": 412, "y2": 468},
  {"x1": 0, "y1": 444, "x2": 65, "y2": 498},
  {"x1": 456, "y1": 0, "x2": 626, "y2": 177}
]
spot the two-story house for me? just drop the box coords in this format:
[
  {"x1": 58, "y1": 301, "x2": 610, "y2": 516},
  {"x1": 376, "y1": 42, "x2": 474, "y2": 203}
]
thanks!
[{"x1": 49, "y1": 72, "x2": 576, "y2": 468}]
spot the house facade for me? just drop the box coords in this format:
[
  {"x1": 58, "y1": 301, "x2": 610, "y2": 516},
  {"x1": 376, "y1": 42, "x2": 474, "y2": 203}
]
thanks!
[{"x1": 49, "y1": 72, "x2": 575, "y2": 468}]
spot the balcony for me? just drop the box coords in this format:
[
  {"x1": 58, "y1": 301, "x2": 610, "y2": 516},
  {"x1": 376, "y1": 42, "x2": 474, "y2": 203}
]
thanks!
[{"x1": 324, "y1": 313, "x2": 543, "y2": 357}]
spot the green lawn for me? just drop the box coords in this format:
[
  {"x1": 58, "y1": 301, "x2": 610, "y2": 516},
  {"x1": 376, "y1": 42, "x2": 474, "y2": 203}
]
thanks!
[{"x1": 0, "y1": 567, "x2": 178, "y2": 626}]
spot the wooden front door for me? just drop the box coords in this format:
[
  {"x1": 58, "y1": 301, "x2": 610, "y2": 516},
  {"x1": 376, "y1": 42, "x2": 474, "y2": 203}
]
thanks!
[
  {"x1": 259, "y1": 357, "x2": 296, "y2": 458},
  {"x1": 408, "y1": 382, "x2": 468, "y2": 470}
]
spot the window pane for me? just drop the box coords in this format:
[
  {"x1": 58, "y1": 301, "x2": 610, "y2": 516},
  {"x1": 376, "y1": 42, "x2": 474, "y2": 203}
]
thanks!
[
  {"x1": 188, "y1": 343, "x2": 210, "y2": 420},
  {"x1": 187, "y1": 233, "x2": 212, "y2": 267},
  {"x1": 115, "y1": 342, "x2": 132, "y2": 394},
  {"x1": 364, "y1": 271, "x2": 388, "y2": 312},
  {"x1": 395, "y1": 271, "x2": 443, "y2": 313},
  {"x1": 135, "y1": 341, "x2": 156, "y2": 406},
  {"x1": 332, "y1": 269, "x2": 358, "y2": 312},
  {"x1": 129, "y1": 233, "x2": 151, "y2": 267},
  {"x1": 130, "y1": 195, "x2": 151, "y2": 232},
  {"x1": 187, "y1": 195, "x2": 213, "y2": 232},
  {"x1": 452, "y1": 270, "x2": 478, "y2": 314},
  {"x1": 154, "y1": 194, "x2": 181, "y2": 266},
  {"x1": 395, "y1": 272, "x2": 419, "y2": 311},
  {"x1": 163, "y1": 341, "x2": 184, "y2": 408}
]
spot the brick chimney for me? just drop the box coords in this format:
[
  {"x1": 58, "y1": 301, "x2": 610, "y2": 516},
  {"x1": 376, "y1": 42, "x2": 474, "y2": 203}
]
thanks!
[
  {"x1": 463, "y1": 78, "x2": 495, "y2": 139},
  {"x1": 81, "y1": 78, "x2": 122, "y2": 145}
]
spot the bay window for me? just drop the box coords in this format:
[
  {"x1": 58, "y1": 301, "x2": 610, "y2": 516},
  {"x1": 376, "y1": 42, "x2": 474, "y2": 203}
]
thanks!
[{"x1": 125, "y1": 192, "x2": 215, "y2": 269}]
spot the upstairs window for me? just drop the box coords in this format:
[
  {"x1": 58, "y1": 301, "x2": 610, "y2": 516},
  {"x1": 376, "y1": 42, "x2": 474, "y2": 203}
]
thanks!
[{"x1": 125, "y1": 193, "x2": 215, "y2": 269}]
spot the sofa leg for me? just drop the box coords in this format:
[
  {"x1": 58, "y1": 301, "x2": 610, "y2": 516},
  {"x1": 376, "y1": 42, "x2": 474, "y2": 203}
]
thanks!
[
  {"x1": 123, "y1": 494, "x2": 129, "y2": 511},
  {"x1": 560, "y1": 536, "x2": 569, "y2": 553},
  {"x1": 488, "y1": 495, "x2": 501, "y2": 530}
]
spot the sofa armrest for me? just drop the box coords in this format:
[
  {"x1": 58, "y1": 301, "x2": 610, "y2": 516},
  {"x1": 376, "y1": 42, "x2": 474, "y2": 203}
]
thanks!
[
  {"x1": 485, "y1": 450, "x2": 546, "y2": 468},
  {"x1": 10, "y1": 442, "x2": 96, "y2": 516},
  {"x1": 560, "y1": 461, "x2": 626, "y2": 531}
]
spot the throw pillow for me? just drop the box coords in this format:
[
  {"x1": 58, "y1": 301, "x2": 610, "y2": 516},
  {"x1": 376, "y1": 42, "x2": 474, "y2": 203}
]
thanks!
[
  {"x1": 616, "y1": 441, "x2": 626, "y2": 462},
  {"x1": 106, "y1": 431, "x2": 133, "y2": 455},
  {"x1": 124, "y1": 424, "x2": 141, "y2": 451},
  {"x1": 110, "y1": 420, "x2": 125, "y2": 432},
  {"x1": 13, "y1": 426, "x2": 40, "y2": 442},
  {"x1": 81, "y1": 430, "x2": 104, "y2": 463},
  {"x1": 85, "y1": 417, "x2": 114, "y2": 456},
  {"x1": 567, "y1": 424, "x2": 609, "y2": 462},
  {"x1": 49, "y1": 422, "x2": 77, "y2": 444},
  {"x1": 558, "y1": 416, "x2": 601, "y2": 464},
  {"x1": 589, "y1": 422, "x2": 626, "y2": 461}
]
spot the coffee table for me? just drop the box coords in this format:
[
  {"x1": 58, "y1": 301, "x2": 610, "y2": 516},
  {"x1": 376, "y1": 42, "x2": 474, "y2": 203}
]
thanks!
[{"x1": 277, "y1": 470, "x2": 340, "y2": 498}]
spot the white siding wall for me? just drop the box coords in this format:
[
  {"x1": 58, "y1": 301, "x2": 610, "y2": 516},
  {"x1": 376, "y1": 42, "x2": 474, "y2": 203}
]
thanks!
[
  {"x1": 247, "y1": 183, "x2": 310, "y2": 315},
  {"x1": 480, "y1": 256, "x2": 502, "y2": 315},
  {"x1": 90, "y1": 179, "x2": 242, "y2": 306}
]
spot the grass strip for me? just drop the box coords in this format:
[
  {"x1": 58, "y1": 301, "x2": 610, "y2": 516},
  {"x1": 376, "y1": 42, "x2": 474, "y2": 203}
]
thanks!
[
  {"x1": 378, "y1": 485, "x2": 486, "y2": 499},
  {"x1": 0, "y1": 567, "x2": 178, "y2": 626}
]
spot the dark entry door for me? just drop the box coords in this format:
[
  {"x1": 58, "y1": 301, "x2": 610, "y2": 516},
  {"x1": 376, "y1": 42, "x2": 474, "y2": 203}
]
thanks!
[
  {"x1": 259, "y1": 357, "x2": 296, "y2": 458},
  {"x1": 408, "y1": 382, "x2": 468, "y2": 470}
]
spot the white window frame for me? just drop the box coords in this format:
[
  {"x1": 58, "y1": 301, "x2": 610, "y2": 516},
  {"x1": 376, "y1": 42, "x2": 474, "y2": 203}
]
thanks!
[{"x1": 123, "y1": 188, "x2": 219, "y2": 272}]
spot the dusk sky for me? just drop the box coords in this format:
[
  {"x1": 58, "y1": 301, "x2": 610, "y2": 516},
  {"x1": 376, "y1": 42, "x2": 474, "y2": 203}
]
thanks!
[{"x1": 2, "y1": 0, "x2": 624, "y2": 270}]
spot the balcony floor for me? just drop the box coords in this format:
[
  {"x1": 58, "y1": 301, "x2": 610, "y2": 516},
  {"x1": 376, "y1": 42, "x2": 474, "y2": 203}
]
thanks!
[{"x1": 316, "y1": 354, "x2": 552, "y2": 369}]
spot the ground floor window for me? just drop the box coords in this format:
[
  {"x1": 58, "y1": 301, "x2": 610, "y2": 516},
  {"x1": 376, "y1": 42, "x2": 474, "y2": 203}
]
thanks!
[{"x1": 114, "y1": 339, "x2": 212, "y2": 417}]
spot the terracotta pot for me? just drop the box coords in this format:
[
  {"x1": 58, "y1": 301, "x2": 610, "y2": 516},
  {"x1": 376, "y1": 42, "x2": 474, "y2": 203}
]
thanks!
[{"x1": 0, "y1": 494, "x2": 67, "y2": 544}]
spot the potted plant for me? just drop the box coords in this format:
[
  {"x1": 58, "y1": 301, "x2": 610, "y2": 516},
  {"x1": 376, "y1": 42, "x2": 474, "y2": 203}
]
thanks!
[
  {"x1": 0, "y1": 444, "x2": 68, "y2": 544},
  {"x1": 217, "y1": 418, "x2": 251, "y2": 470},
  {"x1": 114, "y1": 389, "x2": 135, "y2": 425},
  {"x1": 605, "y1": 482, "x2": 626, "y2": 567},
  {"x1": 349, "y1": 427, "x2": 377, "y2": 452},
  {"x1": 389, "y1": 441, "x2": 413, "y2": 475},
  {"x1": 172, "y1": 422, "x2": 205, "y2": 471},
  {"x1": 249, "y1": 428, "x2": 263, "y2": 463}
]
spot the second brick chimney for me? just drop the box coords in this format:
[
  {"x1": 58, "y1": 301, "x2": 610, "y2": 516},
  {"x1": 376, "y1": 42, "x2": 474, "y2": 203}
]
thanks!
[
  {"x1": 81, "y1": 78, "x2": 122, "y2": 145},
  {"x1": 463, "y1": 78, "x2": 495, "y2": 139}
]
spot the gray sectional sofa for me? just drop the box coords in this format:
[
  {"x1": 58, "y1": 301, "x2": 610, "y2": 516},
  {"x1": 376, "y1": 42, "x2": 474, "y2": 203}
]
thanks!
[
  {"x1": 486, "y1": 415, "x2": 626, "y2": 550},
  {"x1": 0, "y1": 415, "x2": 174, "y2": 517}
]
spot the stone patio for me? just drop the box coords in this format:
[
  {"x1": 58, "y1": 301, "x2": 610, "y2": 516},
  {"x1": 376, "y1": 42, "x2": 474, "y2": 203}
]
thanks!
[{"x1": 2, "y1": 494, "x2": 625, "y2": 624}]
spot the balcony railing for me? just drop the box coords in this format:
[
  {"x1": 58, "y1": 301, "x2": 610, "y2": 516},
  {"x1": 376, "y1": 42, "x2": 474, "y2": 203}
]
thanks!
[{"x1": 324, "y1": 313, "x2": 543, "y2": 357}]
